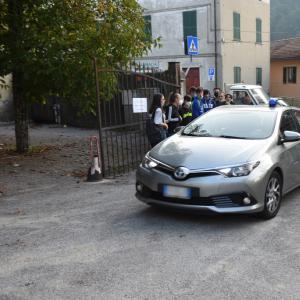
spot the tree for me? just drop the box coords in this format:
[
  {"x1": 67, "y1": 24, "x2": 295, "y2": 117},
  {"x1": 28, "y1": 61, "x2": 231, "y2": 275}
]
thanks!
[{"x1": 0, "y1": 0, "x2": 154, "y2": 153}]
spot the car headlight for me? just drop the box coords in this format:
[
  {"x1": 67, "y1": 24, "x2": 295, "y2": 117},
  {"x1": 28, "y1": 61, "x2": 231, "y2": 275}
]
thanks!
[
  {"x1": 218, "y1": 161, "x2": 260, "y2": 177},
  {"x1": 142, "y1": 154, "x2": 158, "y2": 169}
]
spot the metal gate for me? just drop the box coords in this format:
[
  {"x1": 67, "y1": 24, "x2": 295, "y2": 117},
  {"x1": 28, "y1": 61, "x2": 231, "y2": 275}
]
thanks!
[{"x1": 94, "y1": 60, "x2": 181, "y2": 178}]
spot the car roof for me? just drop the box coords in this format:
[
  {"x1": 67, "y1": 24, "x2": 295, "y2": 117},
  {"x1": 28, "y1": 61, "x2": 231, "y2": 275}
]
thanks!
[
  {"x1": 230, "y1": 84, "x2": 262, "y2": 90},
  {"x1": 213, "y1": 105, "x2": 297, "y2": 113}
]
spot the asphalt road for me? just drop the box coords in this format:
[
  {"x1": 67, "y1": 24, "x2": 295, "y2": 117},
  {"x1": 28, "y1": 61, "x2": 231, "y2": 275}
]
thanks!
[{"x1": 0, "y1": 174, "x2": 299, "y2": 300}]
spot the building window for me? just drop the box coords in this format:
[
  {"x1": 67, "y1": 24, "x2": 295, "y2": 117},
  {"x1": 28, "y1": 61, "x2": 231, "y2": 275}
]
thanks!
[
  {"x1": 234, "y1": 67, "x2": 241, "y2": 83},
  {"x1": 256, "y1": 18, "x2": 262, "y2": 43},
  {"x1": 183, "y1": 10, "x2": 197, "y2": 39},
  {"x1": 256, "y1": 68, "x2": 262, "y2": 85},
  {"x1": 283, "y1": 66, "x2": 297, "y2": 84},
  {"x1": 233, "y1": 12, "x2": 241, "y2": 41},
  {"x1": 183, "y1": 10, "x2": 197, "y2": 54},
  {"x1": 144, "y1": 15, "x2": 152, "y2": 39}
]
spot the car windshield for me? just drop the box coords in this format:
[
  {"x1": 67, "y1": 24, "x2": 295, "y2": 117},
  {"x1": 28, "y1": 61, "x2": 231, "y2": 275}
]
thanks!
[
  {"x1": 251, "y1": 88, "x2": 269, "y2": 104},
  {"x1": 182, "y1": 110, "x2": 278, "y2": 139}
]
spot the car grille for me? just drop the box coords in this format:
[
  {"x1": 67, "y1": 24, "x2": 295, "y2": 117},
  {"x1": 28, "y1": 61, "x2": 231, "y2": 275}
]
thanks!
[
  {"x1": 211, "y1": 196, "x2": 240, "y2": 208},
  {"x1": 154, "y1": 165, "x2": 219, "y2": 180}
]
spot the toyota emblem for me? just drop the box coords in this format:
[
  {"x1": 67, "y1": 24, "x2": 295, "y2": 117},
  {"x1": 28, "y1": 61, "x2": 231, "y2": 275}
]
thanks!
[{"x1": 174, "y1": 167, "x2": 190, "y2": 180}]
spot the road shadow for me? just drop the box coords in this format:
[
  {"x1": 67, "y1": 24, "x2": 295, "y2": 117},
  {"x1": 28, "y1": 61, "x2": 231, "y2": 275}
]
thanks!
[
  {"x1": 125, "y1": 186, "x2": 300, "y2": 230},
  {"x1": 118, "y1": 203, "x2": 266, "y2": 234}
]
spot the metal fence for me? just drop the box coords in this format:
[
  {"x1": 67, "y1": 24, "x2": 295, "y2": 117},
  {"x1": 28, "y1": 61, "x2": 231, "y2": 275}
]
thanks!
[{"x1": 95, "y1": 62, "x2": 181, "y2": 177}]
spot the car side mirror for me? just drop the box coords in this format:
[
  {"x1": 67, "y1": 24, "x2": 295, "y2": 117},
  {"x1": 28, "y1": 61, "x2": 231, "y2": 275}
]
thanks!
[
  {"x1": 174, "y1": 126, "x2": 185, "y2": 134},
  {"x1": 281, "y1": 131, "x2": 300, "y2": 143}
]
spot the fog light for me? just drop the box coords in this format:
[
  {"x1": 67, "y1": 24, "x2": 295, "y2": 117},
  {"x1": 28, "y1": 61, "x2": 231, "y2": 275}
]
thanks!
[
  {"x1": 136, "y1": 183, "x2": 143, "y2": 192},
  {"x1": 243, "y1": 197, "x2": 251, "y2": 205}
]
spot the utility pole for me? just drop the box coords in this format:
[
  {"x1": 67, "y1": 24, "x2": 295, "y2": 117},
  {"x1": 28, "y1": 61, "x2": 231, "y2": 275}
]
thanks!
[{"x1": 214, "y1": 0, "x2": 218, "y2": 87}]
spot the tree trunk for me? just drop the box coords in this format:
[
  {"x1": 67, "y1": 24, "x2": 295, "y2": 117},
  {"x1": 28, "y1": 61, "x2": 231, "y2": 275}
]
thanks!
[
  {"x1": 8, "y1": 0, "x2": 29, "y2": 153},
  {"x1": 13, "y1": 71, "x2": 29, "y2": 153}
]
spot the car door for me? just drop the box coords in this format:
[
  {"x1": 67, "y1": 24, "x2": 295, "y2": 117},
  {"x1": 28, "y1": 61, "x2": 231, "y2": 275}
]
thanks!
[
  {"x1": 290, "y1": 109, "x2": 300, "y2": 186},
  {"x1": 279, "y1": 110, "x2": 300, "y2": 191}
]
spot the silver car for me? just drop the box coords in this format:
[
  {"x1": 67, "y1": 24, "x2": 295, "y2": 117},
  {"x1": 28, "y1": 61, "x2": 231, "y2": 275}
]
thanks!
[{"x1": 136, "y1": 105, "x2": 300, "y2": 219}]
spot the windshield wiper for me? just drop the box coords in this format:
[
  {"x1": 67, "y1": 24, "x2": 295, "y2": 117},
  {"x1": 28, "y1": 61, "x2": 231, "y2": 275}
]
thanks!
[
  {"x1": 218, "y1": 135, "x2": 247, "y2": 140},
  {"x1": 182, "y1": 133, "x2": 211, "y2": 137}
]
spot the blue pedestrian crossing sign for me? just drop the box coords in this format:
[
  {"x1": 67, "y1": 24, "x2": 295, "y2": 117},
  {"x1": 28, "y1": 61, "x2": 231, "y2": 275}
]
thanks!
[{"x1": 187, "y1": 36, "x2": 199, "y2": 56}]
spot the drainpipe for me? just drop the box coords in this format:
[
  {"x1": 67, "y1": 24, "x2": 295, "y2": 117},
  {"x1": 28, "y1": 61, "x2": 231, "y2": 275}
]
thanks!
[{"x1": 214, "y1": 0, "x2": 218, "y2": 87}]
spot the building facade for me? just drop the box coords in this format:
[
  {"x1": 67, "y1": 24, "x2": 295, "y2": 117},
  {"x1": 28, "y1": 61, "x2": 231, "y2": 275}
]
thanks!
[
  {"x1": 270, "y1": 38, "x2": 300, "y2": 99},
  {"x1": 138, "y1": 0, "x2": 270, "y2": 93}
]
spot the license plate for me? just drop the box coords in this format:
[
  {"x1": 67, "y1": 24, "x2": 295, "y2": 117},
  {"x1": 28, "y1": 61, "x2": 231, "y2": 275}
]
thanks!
[{"x1": 163, "y1": 185, "x2": 192, "y2": 199}]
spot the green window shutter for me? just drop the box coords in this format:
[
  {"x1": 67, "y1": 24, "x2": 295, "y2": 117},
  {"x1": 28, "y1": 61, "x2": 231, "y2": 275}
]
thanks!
[
  {"x1": 183, "y1": 10, "x2": 197, "y2": 39},
  {"x1": 256, "y1": 18, "x2": 262, "y2": 43},
  {"x1": 233, "y1": 12, "x2": 241, "y2": 41},
  {"x1": 256, "y1": 68, "x2": 262, "y2": 85},
  {"x1": 234, "y1": 66, "x2": 241, "y2": 83},
  {"x1": 144, "y1": 15, "x2": 152, "y2": 39}
]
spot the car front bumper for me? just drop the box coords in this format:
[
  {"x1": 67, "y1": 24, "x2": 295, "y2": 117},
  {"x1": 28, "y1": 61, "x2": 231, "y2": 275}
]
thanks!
[{"x1": 136, "y1": 165, "x2": 267, "y2": 214}]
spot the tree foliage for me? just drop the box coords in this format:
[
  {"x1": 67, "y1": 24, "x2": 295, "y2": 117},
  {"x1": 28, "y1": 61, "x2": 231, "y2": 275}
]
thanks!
[
  {"x1": 0, "y1": 0, "x2": 155, "y2": 152},
  {"x1": 0, "y1": 0, "x2": 154, "y2": 112}
]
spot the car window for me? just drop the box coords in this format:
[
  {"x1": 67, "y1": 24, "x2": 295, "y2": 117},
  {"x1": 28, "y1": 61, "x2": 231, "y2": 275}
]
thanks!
[
  {"x1": 291, "y1": 110, "x2": 300, "y2": 133},
  {"x1": 233, "y1": 91, "x2": 254, "y2": 105},
  {"x1": 280, "y1": 111, "x2": 299, "y2": 134}
]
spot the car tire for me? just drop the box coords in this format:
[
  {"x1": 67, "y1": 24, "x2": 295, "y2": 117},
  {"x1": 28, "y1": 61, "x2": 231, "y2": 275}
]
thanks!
[{"x1": 259, "y1": 171, "x2": 282, "y2": 220}]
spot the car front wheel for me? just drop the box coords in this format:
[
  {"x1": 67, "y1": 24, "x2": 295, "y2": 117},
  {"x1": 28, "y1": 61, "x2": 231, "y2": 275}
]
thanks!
[{"x1": 259, "y1": 171, "x2": 282, "y2": 219}]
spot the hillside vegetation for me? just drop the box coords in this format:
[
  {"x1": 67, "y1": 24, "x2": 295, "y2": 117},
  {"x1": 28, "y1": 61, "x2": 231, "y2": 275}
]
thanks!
[{"x1": 271, "y1": 0, "x2": 300, "y2": 40}]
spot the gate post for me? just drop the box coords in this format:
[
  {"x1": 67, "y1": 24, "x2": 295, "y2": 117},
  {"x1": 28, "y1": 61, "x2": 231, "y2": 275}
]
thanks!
[
  {"x1": 168, "y1": 62, "x2": 181, "y2": 90},
  {"x1": 93, "y1": 57, "x2": 105, "y2": 178}
]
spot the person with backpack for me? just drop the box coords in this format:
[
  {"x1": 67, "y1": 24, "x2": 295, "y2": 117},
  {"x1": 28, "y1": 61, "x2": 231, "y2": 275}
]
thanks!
[
  {"x1": 166, "y1": 92, "x2": 182, "y2": 136},
  {"x1": 146, "y1": 93, "x2": 168, "y2": 148}
]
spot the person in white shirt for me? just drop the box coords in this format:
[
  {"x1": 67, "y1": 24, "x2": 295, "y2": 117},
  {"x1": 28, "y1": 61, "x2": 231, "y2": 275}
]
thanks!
[{"x1": 148, "y1": 94, "x2": 168, "y2": 147}]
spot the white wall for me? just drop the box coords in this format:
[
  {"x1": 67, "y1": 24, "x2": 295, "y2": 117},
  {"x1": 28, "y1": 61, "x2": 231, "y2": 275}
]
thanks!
[{"x1": 138, "y1": 0, "x2": 217, "y2": 90}]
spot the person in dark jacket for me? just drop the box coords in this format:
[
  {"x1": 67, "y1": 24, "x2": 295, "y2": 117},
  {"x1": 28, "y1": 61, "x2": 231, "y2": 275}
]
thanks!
[
  {"x1": 166, "y1": 93, "x2": 182, "y2": 136},
  {"x1": 179, "y1": 95, "x2": 193, "y2": 126}
]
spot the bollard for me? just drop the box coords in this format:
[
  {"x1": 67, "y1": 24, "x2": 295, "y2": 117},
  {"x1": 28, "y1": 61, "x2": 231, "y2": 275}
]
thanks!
[{"x1": 87, "y1": 136, "x2": 103, "y2": 182}]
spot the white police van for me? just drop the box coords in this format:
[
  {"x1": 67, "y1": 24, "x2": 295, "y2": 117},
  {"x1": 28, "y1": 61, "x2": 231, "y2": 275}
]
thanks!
[{"x1": 226, "y1": 84, "x2": 288, "y2": 106}]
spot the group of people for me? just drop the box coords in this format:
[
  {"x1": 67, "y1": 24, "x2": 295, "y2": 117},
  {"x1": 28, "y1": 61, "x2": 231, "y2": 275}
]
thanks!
[{"x1": 148, "y1": 86, "x2": 235, "y2": 147}]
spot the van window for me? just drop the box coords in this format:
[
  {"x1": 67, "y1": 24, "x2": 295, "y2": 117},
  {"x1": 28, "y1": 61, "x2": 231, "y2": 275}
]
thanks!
[
  {"x1": 233, "y1": 91, "x2": 254, "y2": 105},
  {"x1": 251, "y1": 88, "x2": 268, "y2": 104}
]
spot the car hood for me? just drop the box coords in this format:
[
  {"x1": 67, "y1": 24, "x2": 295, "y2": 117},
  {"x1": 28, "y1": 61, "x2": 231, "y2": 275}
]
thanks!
[{"x1": 149, "y1": 134, "x2": 270, "y2": 170}]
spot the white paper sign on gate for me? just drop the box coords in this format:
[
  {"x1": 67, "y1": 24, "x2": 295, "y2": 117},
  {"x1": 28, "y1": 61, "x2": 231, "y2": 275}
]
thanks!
[{"x1": 133, "y1": 98, "x2": 148, "y2": 113}]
